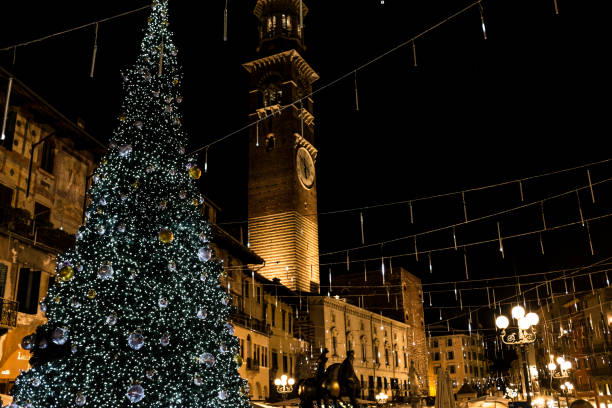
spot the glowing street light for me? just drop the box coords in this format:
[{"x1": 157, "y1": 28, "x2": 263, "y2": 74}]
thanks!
[
  {"x1": 496, "y1": 306, "x2": 539, "y2": 405},
  {"x1": 549, "y1": 355, "x2": 572, "y2": 379},
  {"x1": 274, "y1": 374, "x2": 295, "y2": 408}
]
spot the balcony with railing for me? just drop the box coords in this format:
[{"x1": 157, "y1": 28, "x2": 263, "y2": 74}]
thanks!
[
  {"x1": 247, "y1": 357, "x2": 260, "y2": 372},
  {"x1": 0, "y1": 298, "x2": 19, "y2": 328},
  {"x1": 0, "y1": 206, "x2": 75, "y2": 252},
  {"x1": 230, "y1": 309, "x2": 272, "y2": 336}
]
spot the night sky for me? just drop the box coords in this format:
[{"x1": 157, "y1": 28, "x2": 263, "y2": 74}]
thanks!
[{"x1": 1, "y1": 0, "x2": 611, "y2": 335}]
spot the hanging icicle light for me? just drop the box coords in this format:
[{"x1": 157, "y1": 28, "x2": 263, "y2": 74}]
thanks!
[
  {"x1": 587, "y1": 169, "x2": 595, "y2": 203},
  {"x1": 412, "y1": 40, "x2": 417, "y2": 67},
  {"x1": 90, "y1": 23, "x2": 99, "y2": 78},
  {"x1": 428, "y1": 252, "x2": 432, "y2": 273},
  {"x1": 1, "y1": 76, "x2": 14, "y2": 141},
  {"x1": 462, "y1": 192, "x2": 468, "y2": 222},
  {"x1": 478, "y1": 1, "x2": 487, "y2": 40},
  {"x1": 204, "y1": 147, "x2": 209, "y2": 173},
  {"x1": 409, "y1": 201, "x2": 414, "y2": 224},
  {"x1": 381, "y1": 255, "x2": 385, "y2": 285},
  {"x1": 223, "y1": 0, "x2": 229, "y2": 42},
  {"x1": 255, "y1": 121, "x2": 259, "y2": 147},
  {"x1": 360, "y1": 212, "x2": 365, "y2": 244},
  {"x1": 354, "y1": 71, "x2": 359, "y2": 111},
  {"x1": 586, "y1": 221, "x2": 595, "y2": 255},
  {"x1": 497, "y1": 221, "x2": 504, "y2": 258}
]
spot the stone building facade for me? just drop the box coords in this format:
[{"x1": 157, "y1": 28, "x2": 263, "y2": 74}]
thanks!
[
  {"x1": 205, "y1": 198, "x2": 309, "y2": 402},
  {"x1": 427, "y1": 333, "x2": 489, "y2": 396},
  {"x1": 0, "y1": 67, "x2": 103, "y2": 396},
  {"x1": 534, "y1": 288, "x2": 612, "y2": 408},
  {"x1": 307, "y1": 295, "x2": 428, "y2": 401}
]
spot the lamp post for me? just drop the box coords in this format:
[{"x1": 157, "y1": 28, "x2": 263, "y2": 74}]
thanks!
[
  {"x1": 376, "y1": 391, "x2": 389, "y2": 406},
  {"x1": 560, "y1": 381, "x2": 574, "y2": 408},
  {"x1": 496, "y1": 305, "x2": 540, "y2": 406},
  {"x1": 548, "y1": 356, "x2": 572, "y2": 379},
  {"x1": 274, "y1": 374, "x2": 295, "y2": 408}
]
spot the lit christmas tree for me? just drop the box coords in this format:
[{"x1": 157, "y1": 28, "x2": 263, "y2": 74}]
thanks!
[{"x1": 9, "y1": 1, "x2": 249, "y2": 406}]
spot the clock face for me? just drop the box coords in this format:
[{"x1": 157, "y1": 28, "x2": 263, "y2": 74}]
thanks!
[{"x1": 296, "y1": 147, "x2": 315, "y2": 189}]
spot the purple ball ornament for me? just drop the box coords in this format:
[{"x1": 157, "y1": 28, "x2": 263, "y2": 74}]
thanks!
[
  {"x1": 198, "y1": 247, "x2": 212, "y2": 262},
  {"x1": 75, "y1": 393, "x2": 86, "y2": 406},
  {"x1": 126, "y1": 384, "x2": 145, "y2": 403},
  {"x1": 158, "y1": 297, "x2": 169, "y2": 309},
  {"x1": 106, "y1": 314, "x2": 117, "y2": 326},
  {"x1": 218, "y1": 390, "x2": 228, "y2": 400},
  {"x1": 51, "y1": 327, "x2": 69, "y2": 345},
  {"x1": 98, "y1": 264, "x2": 114, "y2": 280},
  {"x1": 128, "y1": 331, "x2": 145, "y2": 350},
  {"x1": 225, "y1": 323, "x2": 235, "y2": 336},
  {"x1": 21, "y1": 334, "x2": 36, "y2": 350},
  {"x1": 160, "y1": 334, "x2": 170, "y2": 347},
  {"x1": 197, "y1": 309, "x2": 208, "y2": 320},
  {"x1": 119, "y1": 144, "x2": 133, "y2": 157},
  {"x1": 198, "y1": 352, "x2": 215, "y2": 368}
]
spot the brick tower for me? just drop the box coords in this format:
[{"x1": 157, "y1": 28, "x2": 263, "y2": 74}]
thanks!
[{"x1": 243, "y1": 0, "x2": 320, "y2": 293}]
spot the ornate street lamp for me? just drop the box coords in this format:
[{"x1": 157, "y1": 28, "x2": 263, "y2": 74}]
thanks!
[
  {"x1": 376, "y1": 391, "x2": 389, "y2": 405},
  {"x1": 548, "y1": 356, "x2": 572, "y2": 379},
  {"x1": 560, "y1": 381, "x2": 574, "y2": 408},
  {"x1": 496, "y1": 305, "x2": 539, "y2": 405},
  {"x1": 274, "y1": 374, "x2": 295, "y2": 408}
]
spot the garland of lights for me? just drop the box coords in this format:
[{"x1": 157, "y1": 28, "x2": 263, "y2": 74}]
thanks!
[{"x1": 9, "y1": 1, "x2": 250, "y2": 407}]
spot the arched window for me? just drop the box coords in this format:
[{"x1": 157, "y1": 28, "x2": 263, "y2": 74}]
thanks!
[
  {"x1": 265, "y1": 133, "x2": 276, "y2": 152},
  {"x1": 262, "y1": 84, "x2": 283, "y2": 107}
]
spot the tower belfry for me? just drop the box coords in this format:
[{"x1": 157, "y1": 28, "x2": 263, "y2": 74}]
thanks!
[{"x1": 243, "y1": 0, "x2": 320, "y2": 293}]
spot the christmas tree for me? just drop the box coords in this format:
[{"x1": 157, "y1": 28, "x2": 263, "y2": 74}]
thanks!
[{"x1": 9, "y1": 1, "x2": 250, "y2": 406}]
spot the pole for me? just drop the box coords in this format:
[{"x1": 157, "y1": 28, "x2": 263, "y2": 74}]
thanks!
[{"x1": 521, "y1": 346, "x2": 532, "y2": 405}]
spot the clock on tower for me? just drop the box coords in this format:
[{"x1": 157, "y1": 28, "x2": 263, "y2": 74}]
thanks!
[{"x1": 243, "y1": 0, "x2": 320, "y2": 293}]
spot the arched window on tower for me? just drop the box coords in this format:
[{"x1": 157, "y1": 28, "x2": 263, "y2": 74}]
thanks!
[{"x1": 263, "y1": 84, "x2": 283, "y2": 107}]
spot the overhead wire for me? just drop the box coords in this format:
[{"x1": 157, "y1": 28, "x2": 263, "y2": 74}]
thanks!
[{"x1": 0, "y1": 5, "x2": 151, "y2": 52}]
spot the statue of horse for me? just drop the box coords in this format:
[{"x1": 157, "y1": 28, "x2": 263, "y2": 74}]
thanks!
[{"x1": 298, "y1": 350, "x2": 361, "y2": 408}]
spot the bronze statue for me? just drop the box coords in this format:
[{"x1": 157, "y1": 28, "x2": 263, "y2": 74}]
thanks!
[{"x1": 298, "y1": 349, "x2": 361, "y2": 408}]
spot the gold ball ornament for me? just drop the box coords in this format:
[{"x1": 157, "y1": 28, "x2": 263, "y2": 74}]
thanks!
[
  {"x1": 119, "y1": 115, "x2": 127, "y2": 122},
  {"x1": 133, "y1": 179, "x2": 140, "y2": 189},
  {"x1": 158, "y1": 228, "x2": 174, "y2": 244},
  {"x1": 87, "y1": 289, "x2": 97, "y2": 299},
  {"x1": 234, "y1": 354, "x2": 243, "y2": 367},
  {"x1": 59, "y1": 265, "x2": 75, "y2": 282},
  {"x1": 173, "y1": 79, "x2": 179, "y2": 85},
  {"x1": 188, "y1": 166, "x2": 202, "y2": 179},
  {"x1": 191, "y1": 198, "x2": 199, "y2": 206},
  {"x1": 53, "y1": 295, "x2": 61, "y2": 303}
]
